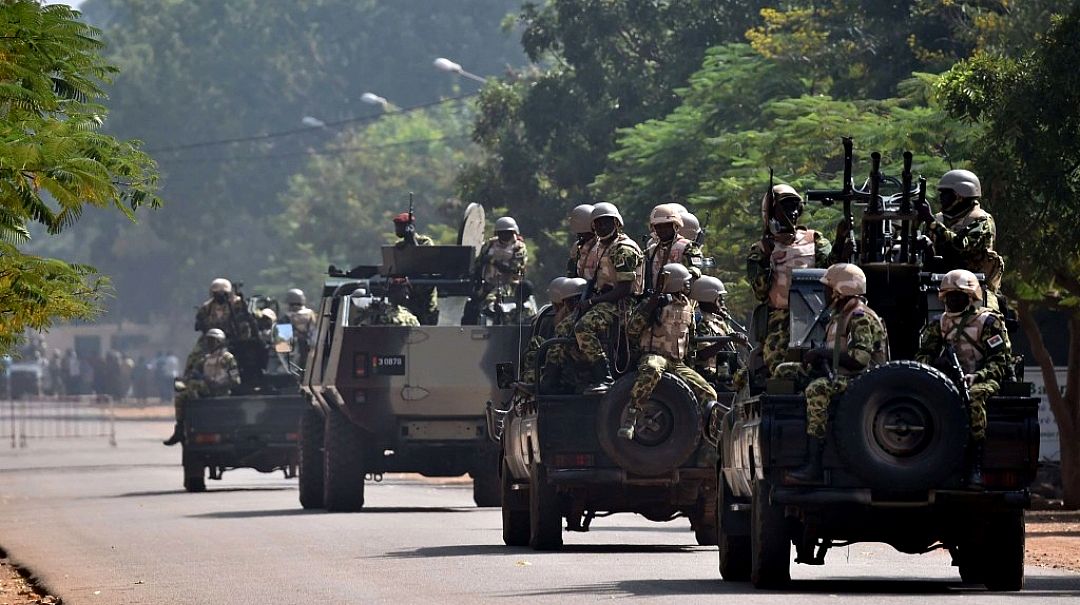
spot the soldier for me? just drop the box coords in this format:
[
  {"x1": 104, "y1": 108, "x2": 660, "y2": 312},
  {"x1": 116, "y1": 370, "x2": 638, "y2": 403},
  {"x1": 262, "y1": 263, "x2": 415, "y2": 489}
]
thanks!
[
  {"x1": 775, "y1": 264, "x2": 889, "y2": 483},
  {"x1": 392, "y1": 212, "x2": 439, "y2": 325},
  {"x1": 575, "y1": 202, "x2": 644, "y2": 393},
  {"x1": 285, "y1": 288, "x2": 316, "y2": 367},
  {"x1": 918, "y1": 170, "x2": 1004, "y2": 309},
  {"x1": 464, "y1": 217, "x2": 530, "y2": 324},
  {"x1": 915, "y1": 269, "x2": 1011, "y2": 487},
  {"x1": 679, "y1": 211, "x2": 702, "y2": 245},
  {"x1": 567, "y1": 204, "x2": 596, "y2": 278},
  {"x1": 357, "y1": 277, "x2": 421, "y2": 327},
  {"x1": 689, "y1": 276, "x2": 746, "y2": 390},
  {"x1": 620, "y1": 264, "x2": 717, "y2": 439},
  {"x1": 163, "y1": 329, "x2": 241, "y2": 446},
  {"x1": 194, "y1": 278, "x2": 251, "y2": 339},
  {"x1": 644, "y1": 203, "x2": 703, "y2": 291},
  {"x1": 535, "y1": 277, "x2": 590, "y2": 393},
  {"x1": 747, "y1": 184, "x2": 833, "y2": 376}
]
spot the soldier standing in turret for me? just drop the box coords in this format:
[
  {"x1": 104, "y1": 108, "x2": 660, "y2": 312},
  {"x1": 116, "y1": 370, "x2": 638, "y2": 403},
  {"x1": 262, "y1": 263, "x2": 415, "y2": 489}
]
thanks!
[
  {"x1": 285, "y1": 288, "x2": 316, "y2": 367},
  {"x1": 392, "y1": 212, "x2": 439, "y2": 324},
  {"x1": 747, "y1": 185, "x2": 833, "y2": 376},
  {"x1": 357, "y1": 277, "x2": 421, "y2": 327},
  {"x1": 464, "y1": 216, "x2": 530, "y2": 324},
  {"x1": 194, "y1": 278, "x2": 251, "y2": 340},
  {"x1": 916, "y1": 269, "x2": 1011, "y2": 487}
]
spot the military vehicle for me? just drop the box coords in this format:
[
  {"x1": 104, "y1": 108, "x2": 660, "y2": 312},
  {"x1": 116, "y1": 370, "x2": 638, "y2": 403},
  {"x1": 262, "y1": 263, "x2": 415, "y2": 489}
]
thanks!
[
  {"x1": 299, "y1": 204, "x2": 519, "y2": 511},
  {"x1": 179, "y1": 293, "x2": 307, "y2": 492},
  {"x1": 488, "y1": 304, "x2": 740, "y2": 551},
  {"x1": 714, "y1": 142, "x2": 1039, "y2": 590}
]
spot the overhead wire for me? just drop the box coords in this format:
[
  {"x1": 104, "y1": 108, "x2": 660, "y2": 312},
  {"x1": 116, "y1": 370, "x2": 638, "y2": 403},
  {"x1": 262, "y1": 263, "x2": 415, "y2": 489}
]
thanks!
[{"x1": 157, "y1": 132, "x2": 473, "y2": 165}]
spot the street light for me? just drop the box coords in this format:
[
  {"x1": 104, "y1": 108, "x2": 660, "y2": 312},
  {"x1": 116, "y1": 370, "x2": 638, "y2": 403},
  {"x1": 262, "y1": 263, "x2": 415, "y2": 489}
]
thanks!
[
  {"x1": 300, "y1": 115, "x2": 326, "y2": 128},
  {"x1": 360, "y1": 92, "x2": 396, "y2": 111},
  {"x1": 433, "y1": 57, "x2": 487, "y2": 84}
]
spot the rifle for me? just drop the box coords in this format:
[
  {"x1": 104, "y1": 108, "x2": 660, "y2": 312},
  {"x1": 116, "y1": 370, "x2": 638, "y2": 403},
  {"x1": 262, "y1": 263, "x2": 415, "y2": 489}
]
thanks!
[
  {"x1": 573, "y1": 278, "x2": 596, "y2": 321},
  {"x1": 650, "y1": 270, "x2": 671, "y2": 326},
  {"x1": 806, "y1": 137, "x2": 858, "y2": 263},
  {"x1": 899, "y1": 151, "x2": 914, "y2": 263},
  {"x1": 404, "y1": 191, "x2": 417, "y2": 245},
  {"x1": 939, "y1": 343, "x2": 972, "y2": 407}
]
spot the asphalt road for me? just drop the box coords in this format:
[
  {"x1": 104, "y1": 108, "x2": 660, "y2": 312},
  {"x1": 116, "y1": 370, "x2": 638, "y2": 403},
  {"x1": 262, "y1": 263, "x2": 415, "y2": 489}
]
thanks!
[{"x1": 0, "y1": 414, "x2": 1078, "y2": 604}]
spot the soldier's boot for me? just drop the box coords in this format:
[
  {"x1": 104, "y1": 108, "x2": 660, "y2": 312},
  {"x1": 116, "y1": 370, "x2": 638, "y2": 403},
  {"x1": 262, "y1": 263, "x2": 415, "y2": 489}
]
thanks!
[
  {"x1": 788, "y1": 437, "x2": 825, "y2": 484},
  {"x1": 617, "y1": 406, "x2": 642, "y2": 440},
  {"x1": 162, "y1": 422, "x2": 184, "y2": 446},
  {"x1": 582, "y1": 357, "x2": 614, "y2": 395},
  {"x1": 965, "y1": 441, "x2": 985, "y2": 489}
]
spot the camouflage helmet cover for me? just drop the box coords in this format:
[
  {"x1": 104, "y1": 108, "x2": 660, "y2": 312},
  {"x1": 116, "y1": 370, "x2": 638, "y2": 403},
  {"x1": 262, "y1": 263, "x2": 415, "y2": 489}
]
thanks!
[
  {"x1": 205, "y1": 328, "x2": 226, "y2": 341},
  {"x1": 590, "y1": 201, "x2": 623, "y2": 226},
  {"x1": 659, "y1": 263, "x2": 692, "y2": 293},
  {"x1": 494, "y1": 216, "x2": 519, "y2": 233},
  {"x1": 569, "y1": 204, "x2": 595, "y2": 234},
  {"x1": 759, "y1": 184, "x2": 803, "y2": 224},
  {"x1": 679, "y1": 212, "x2": 700, "y2": 240},
  {"x1": 667, "y1": 202, "x2": 688, "y2": 214},
  {"x1": 820, "y1": 263, "x2": 867, "y2": 297},
  {"x1": 937, "y1": 169, "x2": 982, "y2": 198},
  {"x1": 285, "y1": 288, "x2": 306, "y2": 305},
  {"x1": 649, "y1": 203, "x2": 685, "y2": 228},
  {"x1": 938, "y1": 269, "x2": 983, "y2": 301},
  {"x1": 210, "y1": 278, "x2": 232, "y2": 295},
  {"x1": 690, "y1": 275, "x2": 727, "y2": 302}
]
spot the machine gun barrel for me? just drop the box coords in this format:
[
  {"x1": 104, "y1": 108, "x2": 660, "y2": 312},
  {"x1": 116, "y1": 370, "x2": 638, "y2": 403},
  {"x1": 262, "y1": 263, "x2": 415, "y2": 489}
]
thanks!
[{"x1": 899, "y1": 151, "x2": 914, "y2": 262}]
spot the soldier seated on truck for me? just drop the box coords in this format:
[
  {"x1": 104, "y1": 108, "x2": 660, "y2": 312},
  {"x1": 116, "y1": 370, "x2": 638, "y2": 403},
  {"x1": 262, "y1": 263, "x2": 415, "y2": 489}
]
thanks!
[
  {"x1": 355, "y1": 277, "x2": 420, "y2": 327},
  {"x1": 619, "y1": 264, "x2": 718, "y2": 440},
  {"x1": 532, "y1": 277, "x2": 590, "y2": 393},
  {"x1": 773, "y1": 264, "x2": 889, "y2": 483},
  {"x1": 689, "y1": 276, "x2": 747, "y2": 391},
  {"x1": 915, "y1": 269, "x2": 1011, "y2": 487},
  {"x1": 163, "y1": 329, "x2": 241, "y2": 446}
]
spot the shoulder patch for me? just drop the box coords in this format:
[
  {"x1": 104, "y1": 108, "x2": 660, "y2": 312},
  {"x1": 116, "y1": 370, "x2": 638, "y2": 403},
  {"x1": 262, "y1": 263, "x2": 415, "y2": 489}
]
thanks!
[
  {"x1": 987, "y1": 334, "x2": 1005, "y2": 349},
  {"x1": 690, "y1": 257, "x2": 703, "y2": 266}
]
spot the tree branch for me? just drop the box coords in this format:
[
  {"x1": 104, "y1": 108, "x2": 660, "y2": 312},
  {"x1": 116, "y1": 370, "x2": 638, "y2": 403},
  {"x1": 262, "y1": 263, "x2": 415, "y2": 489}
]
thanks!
[{"x1": 1017, "y1": 301, "x2": 1074, "y2": 435}]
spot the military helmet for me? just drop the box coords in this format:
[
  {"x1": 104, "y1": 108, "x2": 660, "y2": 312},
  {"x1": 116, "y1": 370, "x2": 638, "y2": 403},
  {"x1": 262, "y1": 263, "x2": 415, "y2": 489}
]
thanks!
[
  {"x1": 209, "y1": 278, "x2": 232, "y2": 295},
  {"x1": 563, "y1": 277, "x2": 587, "y2": 301},
  {"x1": 649, "y1": 203, "x2": 684, "y2": 228},
  {"x1": 205, "y1": 328, "x2": 226, "y2": 341},
  {"x1": 590, "y1": 202, "x2": 623, "y2": 226},
  {"x1": 285, "y1": 288, "x2": 306, "y2": 305},
  {"x1": 759, "y1": 184, "x2": 803, "y2": 223},
  {"x1": 938, "y1": 269, "x2": 983, "y2": 301},
  {"x1": 679, "y1": 212, "x2": 700, "y2": 240},
  {"x1": 569, "y1": 204, "x2": 595, "y2": 234},
  {"x1": 690, "y1": 275, "x2": 727, "y2": 302},
  {"x1": 667, "y1": 202, "x2": 688, "y2": 214},
  {"x1": 494, "y1": 216, "x2": 519, "y2": 233},
  {"x1": 659, "y1": 263, "x2": 692, "y2": 294},
  {"x1": 937, "y1": 169, "x2": 981, "y2": 198},
  {"x1": 546, "y1": 277, "x2": 569, "y2": 302},
  {"x1": 819, "y1": 263, "x2": 867, "y2": 297}
]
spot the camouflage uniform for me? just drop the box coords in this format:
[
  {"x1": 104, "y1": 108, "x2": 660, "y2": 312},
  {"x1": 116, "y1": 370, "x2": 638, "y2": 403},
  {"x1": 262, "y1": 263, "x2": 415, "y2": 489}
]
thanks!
[
  {"x1": 777, "y1": 296, "x2": 889, "y2": 438},
  {"x1": 916, "y1": 307, "x2": 1011, "y2": 441},
  {"x1": 693, "y1": 309, "x2": 736, "y2": 388},
  {"x1": 747, "y1": 228, "x2": 832, "y2": 375},
  {"x1": 194, "y1": 296, "x2": 252, "y2": 340},
  {"x1": 474, "y1": 235, "x2": 532, "y2": 320},
  {"x1": 201, "y1": 348, "x2": 241, "y2": 396},
  {"x1": 395, "y1": 234, "x2": 439, "y2": 324},
  {"x1": 567, "y1": 236, "x2": 597, "y2": 278},
  {"x1": 930, "y1": 206, "x2": 1004, "y2": 307},
  {"x1": 355, "y1": 301, "x2": 421, "y2": 327},
  {"x1": 644, "y1": 236, "x2": 703, "y2": 291},
  {"x1": 626, "y1": 294, "x2": 716, "y2": 414},
  {"x1": 537, "y1": 314, "x2": 591, "y2": 392},
  {"x1": 574, "y1": 233, "x2": 644, "y2": 362},
  {"x1": 520, "y1": 307, "x2": 560, "y2": 384}
]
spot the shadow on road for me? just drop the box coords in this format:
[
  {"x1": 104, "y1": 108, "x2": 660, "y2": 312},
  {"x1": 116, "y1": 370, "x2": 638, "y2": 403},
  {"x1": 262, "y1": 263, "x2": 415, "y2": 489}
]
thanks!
[
  {"x1": 381, "y1": 543, "x2": 701, "y2": 559},
  {"x1": 108, "y1": 486, "x2": 295, "y2": 498},
  {"x1": 188, "y1": 506, "x2": 476, "y2": 519}
]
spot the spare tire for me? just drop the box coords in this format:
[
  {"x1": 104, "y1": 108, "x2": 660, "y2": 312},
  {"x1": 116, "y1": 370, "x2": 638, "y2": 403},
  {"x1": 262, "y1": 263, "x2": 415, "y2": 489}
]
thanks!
[
  {"x1": 597, "y1": 371, "x2": 702, "y2": 477},
  {"x1": 832, "y1": 360, "x2": 968, "y2": 491}
]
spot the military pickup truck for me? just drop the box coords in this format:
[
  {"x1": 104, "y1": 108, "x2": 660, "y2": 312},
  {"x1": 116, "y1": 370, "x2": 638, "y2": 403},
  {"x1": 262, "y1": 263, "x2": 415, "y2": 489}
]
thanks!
[
  {"x1": 489, "y1": 307, "x2": 730, "y2": 550},
  {"x1": 714, "y1": 147, "x2": 1038, "y2": 590}
]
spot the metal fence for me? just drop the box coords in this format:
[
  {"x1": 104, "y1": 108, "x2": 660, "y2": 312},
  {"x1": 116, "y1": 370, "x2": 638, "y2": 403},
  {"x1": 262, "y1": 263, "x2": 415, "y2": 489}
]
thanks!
[{"x1": 0, "y1": 396, "x2": 116, "y2": 448}]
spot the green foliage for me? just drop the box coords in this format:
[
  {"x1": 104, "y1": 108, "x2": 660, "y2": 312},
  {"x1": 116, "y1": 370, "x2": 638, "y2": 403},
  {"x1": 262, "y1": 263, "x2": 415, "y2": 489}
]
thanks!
[{"x1": 0, "y1": 0, "x2": 159, "y2": 351}]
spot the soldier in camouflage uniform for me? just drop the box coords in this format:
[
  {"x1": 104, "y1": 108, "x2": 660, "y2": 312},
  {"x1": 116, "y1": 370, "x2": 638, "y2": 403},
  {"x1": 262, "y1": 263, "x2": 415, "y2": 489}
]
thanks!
[
  {"x1": 644, "y1": 203, "x2": 703, "y2": 291},
  {"x1": 775, "y1": 264, "x2": 889, "y2": 483},
  {"x1": 747, "y1": 185, "x2": 833, "y2": 376},
  {"x1": 689, "y1": 276, "x2": 746, "y2": 391},
  {"x1": 393, "y1": 212, "x2": 439, "y2": 325},
  {"x1": 574, "y1": 202, "x2": 645, "y2": 394},
  {"x1": 522, "y1": 277, "x2": 589, "y2": 392},
  {"x1": 679, "y1": 211, "x2": 703, "y2": 246},
  {"x1": 916, "y1": 269, "x2": 1011, "y2": 487},
  {"x1": 619, "y1": 263, "x2": 717, "y2": 440},
  {"x1": 566, "y1": 204, "x2": 596, "y2": 278},
  {"x1": 285, "y1": 288, "x2": 316, "y2": 368},
  {"x1": 163, "y1": 329, "x2": 241, "y2": 446},
  {"x1": 464, "y1": 216, "x2": 531, "y2": 324},
  {"x1": 194, "y1": 278, "x2": 252, "y2": 340},
  {"x1": 356, "y1": 277, "x2": 421, "y2": 327},
  {"x1": 918, "y1": 170, "x2": 1004, "y2": 310}
]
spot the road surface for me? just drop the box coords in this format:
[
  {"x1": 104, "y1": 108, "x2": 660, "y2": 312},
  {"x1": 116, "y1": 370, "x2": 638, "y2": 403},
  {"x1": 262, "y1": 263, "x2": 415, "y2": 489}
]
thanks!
[{"x1": 0, "y1": 413, "x2": 1077, "y2": 604}]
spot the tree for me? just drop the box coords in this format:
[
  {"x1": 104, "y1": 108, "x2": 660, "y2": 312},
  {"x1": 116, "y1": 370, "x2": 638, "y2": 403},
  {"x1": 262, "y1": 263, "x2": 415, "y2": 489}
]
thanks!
[
  {"x1": 938, "y1": 5, "x2": 1080, "y2": 506},
  {"x1": 0, "y1": 0, "x2": 159, "y2": 351}
]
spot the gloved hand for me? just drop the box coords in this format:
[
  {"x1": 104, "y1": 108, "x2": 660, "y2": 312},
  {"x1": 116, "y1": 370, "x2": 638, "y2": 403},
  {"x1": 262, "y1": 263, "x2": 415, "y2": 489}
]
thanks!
[
  {"x1": 964, "y1": 373, "x2": 976, "y2": 387},
  {"x1": 917, "y1": 201, "x2": 935, "y2": 224}
]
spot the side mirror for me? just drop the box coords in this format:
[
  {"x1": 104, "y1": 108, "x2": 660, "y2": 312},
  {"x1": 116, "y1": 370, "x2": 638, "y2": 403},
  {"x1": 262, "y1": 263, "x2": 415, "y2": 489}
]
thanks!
[
  {"x1": 495, "y1": 362, "x2": 515, "y2": 390},
  {"x1": 173, "y1": 379, "x2": 187, "y2": 393},
  {"x1": 274, "y1": 324, "x2": 294, "y2": 353}
]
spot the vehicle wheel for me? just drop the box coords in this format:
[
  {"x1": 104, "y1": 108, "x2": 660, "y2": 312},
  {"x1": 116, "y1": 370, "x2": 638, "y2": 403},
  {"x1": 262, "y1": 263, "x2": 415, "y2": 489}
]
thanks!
[
  {"x1": 299, "y1": 407, "x2": 325, "y2": 509},
  {"x1": 597, "y1": 372, "x2": 702, "y2": 477},
  {"x1": 472, "y1": 448, "x2": 501, "y2": 508},
  {"x1": 528, "y1": 459, "x2": 562, "y2": 551},
  {"x1": 502, "y1": 461, "x2": 530, "y2": 547},
  {"x1": 833, "y1": 361, "x2": 968, "y2": 491},
  {"x1": 718, "y1": 475, "x2": 751, "y2": 581},
  {"x1": 981, "y1": 510, "x2": 1025, "y2": 591},
  {"x1": 323, "y1": 406, "x2": 366, "y2": 512},
  {"x1": 750, "y1": 480, "x2": 789, "y2": 588},
  {"x1": 695, "y1": 521, "x2": 718, "y2": 547},
  {"x1": 183, "y1": 463, "x2": 206, "y2": 493}
]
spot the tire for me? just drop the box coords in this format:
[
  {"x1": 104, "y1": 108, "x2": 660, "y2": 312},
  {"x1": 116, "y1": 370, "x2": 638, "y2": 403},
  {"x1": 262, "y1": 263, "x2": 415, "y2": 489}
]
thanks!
[
  {"x1": 597, "y1": 372, "x2": 702, "y2": 477},
  {"x1": 718, "y1": 475, "x2": 751, "y2": 582},
  {"x1": 323, "y1": 406, "x2": 366, "y2": 512},
  {"x1": 980, "y1": 510, "x2": 1026, "y2": 591},
  {"x1": 750, "y1": 480, "x2": 789, "y2": 588},
  {"x1": 472, "y1": 448, "x2": 501, "y2": 508},
  {"x1": 183, "y1": 463, "x2": 205, "y2": 493},
  {"x1": 298, "y1": 407, "x2": 325, "y2": 509},
  {"x1": 501, "y1": 461, "x2": 530, "y2": 547},
  {"x1": 528, "y1": 459, "x2": 563, "y2": 551},
  {"x1": 695, "y1": 522, "x2": 718, "y2": 547},
  {"x1": 833, "y1": 361, "x2": 969, "y2": 491}
]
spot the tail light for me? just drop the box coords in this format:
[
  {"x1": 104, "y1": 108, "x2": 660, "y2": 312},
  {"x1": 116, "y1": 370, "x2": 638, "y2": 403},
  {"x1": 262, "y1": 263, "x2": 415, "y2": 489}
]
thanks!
[
  {"x1": 982, "y1": 470, "x2": 1020, "y2": 490},
  {"x1": 192, "y1": 433, "x2": 223, "y2": 445},
  {"x1": 353, "y1": 353, "x2": 368, "y2": 378},
  {"x1": 285, "y1": 432, "x2": 299, "y2": 441},
  {"x1": 551, "y1": 453, "x2": 594, "y2": 467}
]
